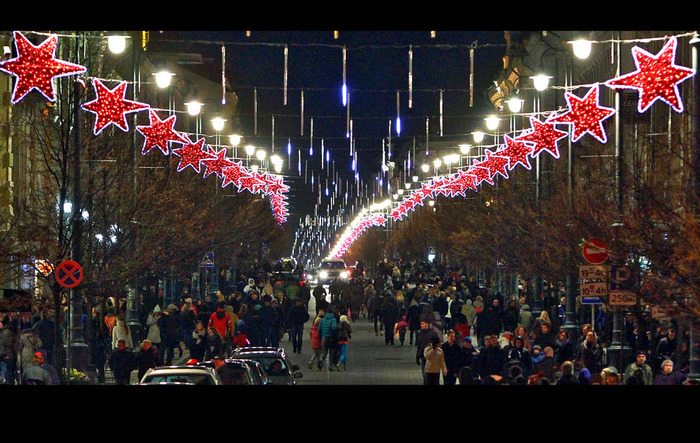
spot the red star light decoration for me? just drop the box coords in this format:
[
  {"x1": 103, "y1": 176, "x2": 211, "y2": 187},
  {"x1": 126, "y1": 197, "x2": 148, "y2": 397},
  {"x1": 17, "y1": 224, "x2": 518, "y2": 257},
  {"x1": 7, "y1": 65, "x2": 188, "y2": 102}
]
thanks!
[
  {"x1": 473, "y1": 149, "x2": 510, "y2": 180},
  {"x1": 515, "y1": 116, "x2": 569, "y2": 159},
  {"x1": 136, "y1": 110, "x2": 188, "y2": 156},
  {"x1": 548, "y1": 85, "x2": 615, "y2": 143},
  {"x1": 221, "y1": 161, "x2": 250, "y2": 189},
  {"x1": 82, "y1": 79, "x2": 150, "y2": 135},
  {"x1": 171, "y1": 136, "x2": 215, "y2": 173},
  {"x1": 605, "y1": 36, "x2": 695, "y2": 113},
  {"x1": 0, "y1": 31, "x2": 87, "y2": 104},
  {"x1": 496, "y1": 135, "x2": 535, "y2": 170},
  {"x1": 468, "y1": 164, "x2": 495, "y2": 186},
  {"x1": 201, "y1": 147, "x2": 236, "y2": 179}
]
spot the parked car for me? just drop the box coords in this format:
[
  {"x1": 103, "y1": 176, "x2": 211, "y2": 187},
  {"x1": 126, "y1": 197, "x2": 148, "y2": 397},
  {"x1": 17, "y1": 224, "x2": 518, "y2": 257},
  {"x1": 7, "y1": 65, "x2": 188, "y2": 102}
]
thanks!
[
  {"x1": 317, "y1": 258, "x2": 349, "y2": 285},
  {"x1": 137, "y1": 365, "x2": 222, "y2": 385},
  {"x1": 231, "y1": 347, "x2": 303, "y2": 385},
  {"x1": 197, "y1": 358, "x2": 272, "y2": 385}
]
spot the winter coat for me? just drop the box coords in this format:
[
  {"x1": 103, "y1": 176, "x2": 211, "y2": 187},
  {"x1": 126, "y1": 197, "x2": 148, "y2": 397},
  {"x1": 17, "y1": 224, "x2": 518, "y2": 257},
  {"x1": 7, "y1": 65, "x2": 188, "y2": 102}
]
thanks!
[
  {"x1": 462, "y1": 300, "x2": 477, "y2": 326},
  {"x1": 158, "y1": 312, "x2": 180, "y2": 347},
  {"x1": 108, "y1": 348, "x2": 137, "y2": 379},
  {"x1": 1, "y1": 326, "x2": 18, "y2": 362},
  {"x1": 424, "y1": 345, "x2": 447, "y2": 374},
  {"x1": 137, "y1": 346, "x2": 162, "y2": 380},
  {"x1": 518, "y1": 304, "x2": 533, "y2": 333},
  {"x1": 476, "y1": 345, "x2": 506, "y2": 378},
  {"x1": 19, "y1": 329, "x2": 42, "y2": 368},
  {"x1": 336, "y1": 320, "x2": 352, "y2": 344},
  {"x1": 310, "y1": 320, "x2": 322, "y2": 350},
  {"x1": 318, "y1": 313, "x2": 337, "y2": 339},
  {"x1": 407, "y1": 301, "x2": 422, "y2": 331},
  {"x1": 111, "y1": 320, "x2": 133, "y2": 350},
  {"x1": 287, "y1": 304, "x2": 310, "y2": 327},
  {"x1": 653, "y1": 369, "x2": 686, "y2": 385},
  {"x1": 442, "y1": 341, "x2": 467, "y2": 375}
]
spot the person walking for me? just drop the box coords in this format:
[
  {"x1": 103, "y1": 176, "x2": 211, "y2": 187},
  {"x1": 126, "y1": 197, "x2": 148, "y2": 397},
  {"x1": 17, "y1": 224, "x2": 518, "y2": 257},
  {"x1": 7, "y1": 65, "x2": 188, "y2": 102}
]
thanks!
[
  {"x1": 308, "y1": 310, "x2": 323, "y2": 370},
  {"x1": 111, "y1": 315, "x2": 133, "y2": 350},
  {"x1": 287, "y1": 298, "x2": 310, "y2": 354},
  {"x1": 1, "y1": 316, "x2": 19, "y2": 384},
  {"x1": 442, "y1": 330, "x2": 467, "y2": 385},
  {"x1": 158, "y1": 304, "x2": 181, "y2": 364},
  {"x1": 336, "y1": 314, "x2": 352, "y2": 370},
  {"x1": 415, "y1": 317, "x2": 439, "y2": 377},
  {"x1": 423, "y1": 335, "x2": 447, "y2": 385},
  {"x1": 318, "y1": 307, "x2": 338, "y2": 371},
  {"x1": 136, "y1": 339, "x2": 162, "y2": 381},
  {"x1": 108, "y1": 338, "x2": 137, "y2": 385},
  {"x1": 189, "y1": 320, "x2": 207, "y2": 362}
]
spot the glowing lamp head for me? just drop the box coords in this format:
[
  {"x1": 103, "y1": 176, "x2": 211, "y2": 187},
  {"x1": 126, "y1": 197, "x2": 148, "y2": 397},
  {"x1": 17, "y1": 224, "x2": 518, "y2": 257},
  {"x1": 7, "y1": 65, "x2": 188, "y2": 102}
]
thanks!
[
  {"x1": 211, "y1": 117, "x2": 226, "y2": 132},
  {"x1": 153, "y1": 71, "x2": 174, "y2": 89},
  {"x1": 229, "y1": 134, "x2": 242, "y2": 146},
  {"x1": 107, "y1": 35, "x2": 127, "y2": 54},
  {"x1": 185, "y1": 101, "x2": 203, "y2": 116},
  {"x1": 530, "y1": 74, "x2": 552, "y2": 91},
  {"x1": 571, "y1": 39, "x2": 593, "y2": 59},
  {"x1": 245, "y1": 144, "x2": 256, "y2": 156}
]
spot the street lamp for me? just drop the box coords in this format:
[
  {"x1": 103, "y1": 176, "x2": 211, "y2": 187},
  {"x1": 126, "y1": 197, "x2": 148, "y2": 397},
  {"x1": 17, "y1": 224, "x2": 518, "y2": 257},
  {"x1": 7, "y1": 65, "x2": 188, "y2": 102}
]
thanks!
[
  {"x1": 485, "y1": 116, "x2": 500, "y2": 131},
  {"x1": 211, "y1": 116, "x2": 226, "y2": 132},
  {"x1": 106, "y1": 34, "x2": 127, "y2": 54},
  {"x1": 530, "y1": 74, "x2": 552, "y2": 91},
  {"x1": 571, "y1": 39, "x2": 593, "y2": 59},
  {"x1": 185, "y1": 100, "x2": 203, "y2": 116},
  {"x1": 153, "y1": 70, "x2": 175, "y2": 89}
]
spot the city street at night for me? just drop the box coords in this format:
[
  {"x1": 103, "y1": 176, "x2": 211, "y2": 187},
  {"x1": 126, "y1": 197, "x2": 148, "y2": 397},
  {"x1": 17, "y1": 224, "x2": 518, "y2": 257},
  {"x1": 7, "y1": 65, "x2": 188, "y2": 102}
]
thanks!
[{"x1": 2, "y1": 28, "x2": 700, "y2": 393}]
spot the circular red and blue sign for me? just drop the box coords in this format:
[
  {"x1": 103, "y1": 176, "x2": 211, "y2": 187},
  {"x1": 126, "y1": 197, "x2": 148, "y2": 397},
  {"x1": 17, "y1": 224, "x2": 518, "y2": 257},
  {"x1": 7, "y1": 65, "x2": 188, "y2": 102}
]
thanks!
[{"x1": 55, "y1": 260, "x2": 83, "y2": 288}]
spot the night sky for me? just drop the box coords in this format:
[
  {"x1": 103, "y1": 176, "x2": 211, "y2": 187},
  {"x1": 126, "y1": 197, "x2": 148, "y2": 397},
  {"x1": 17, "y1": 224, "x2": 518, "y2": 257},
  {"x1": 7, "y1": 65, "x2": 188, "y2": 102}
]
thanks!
[{"x1": 149, "y1": 30, "x2": 507, "y2": 229}]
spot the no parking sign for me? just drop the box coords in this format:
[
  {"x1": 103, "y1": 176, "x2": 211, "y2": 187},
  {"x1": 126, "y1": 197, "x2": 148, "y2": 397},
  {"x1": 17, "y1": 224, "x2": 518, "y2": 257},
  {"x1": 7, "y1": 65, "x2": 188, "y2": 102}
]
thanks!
[{"x1": 55, "y1": 260, "x2": 83, "y2": 288}]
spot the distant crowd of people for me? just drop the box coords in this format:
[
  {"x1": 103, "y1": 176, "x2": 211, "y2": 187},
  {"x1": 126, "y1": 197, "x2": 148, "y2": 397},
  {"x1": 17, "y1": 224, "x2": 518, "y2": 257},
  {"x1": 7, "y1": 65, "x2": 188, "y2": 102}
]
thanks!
[
  {"x1": 2, "y1": 257, "x2": 697, "y2": 385},
  {"x1": 340, "y1": 258, "x2": 697, "y2": 385}
]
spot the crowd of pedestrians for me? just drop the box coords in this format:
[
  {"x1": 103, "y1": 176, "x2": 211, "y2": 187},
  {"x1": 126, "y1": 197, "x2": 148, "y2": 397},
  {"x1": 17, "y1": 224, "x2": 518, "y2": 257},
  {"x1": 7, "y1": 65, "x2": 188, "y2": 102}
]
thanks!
[
  {"x1": 342, "y1": 258, "x2": 697, "y2": 385},
  {"x1": 1, "y1": 257, "x2": 698, "y2": 386}
]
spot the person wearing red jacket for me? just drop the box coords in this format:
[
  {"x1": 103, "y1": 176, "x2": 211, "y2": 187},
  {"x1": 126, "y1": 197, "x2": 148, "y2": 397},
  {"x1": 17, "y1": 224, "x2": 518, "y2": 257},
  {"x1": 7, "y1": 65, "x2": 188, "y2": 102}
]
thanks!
[
  {"x1": 308, "y1": 310, "x2": 324, "y2": 370},
  {"x1": 208, "y1": 303, "x2": 233, "y2": 357}
]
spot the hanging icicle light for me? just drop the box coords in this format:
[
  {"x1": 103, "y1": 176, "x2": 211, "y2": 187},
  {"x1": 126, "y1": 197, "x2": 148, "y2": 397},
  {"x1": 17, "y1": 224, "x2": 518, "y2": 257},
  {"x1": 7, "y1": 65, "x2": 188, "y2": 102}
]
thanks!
[
  {"x1": 284, "y1": 45, "x2": 288, "y2": 105},
  {"x1": 342, "y1": 46, "x2": 348, "y2": 106},
  {"x1": 396, "y1": 91, "x2": 401, "y2": 136},
  {"x1": 221, "y1": 45, "x2": 226, "y2": 105},
  {"x1": 408, "y1": 45, "x2": 413, "y2": 109},
  {"x1": 309, "y1": 117, "x2": 314, "y2": 156}
]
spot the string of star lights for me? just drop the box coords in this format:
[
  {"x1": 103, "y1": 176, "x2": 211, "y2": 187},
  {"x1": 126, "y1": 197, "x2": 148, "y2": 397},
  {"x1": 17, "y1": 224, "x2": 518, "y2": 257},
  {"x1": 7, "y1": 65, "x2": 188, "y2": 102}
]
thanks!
[
  {"x1": 1, "y1": 31, "x2": 697, "y2": 241},
  {"x1": 0, "y1": 30, "x2": 291, "y2": 225},
  {"x1": 319, "y1": 33, "x2": 697, "y2": 259}
]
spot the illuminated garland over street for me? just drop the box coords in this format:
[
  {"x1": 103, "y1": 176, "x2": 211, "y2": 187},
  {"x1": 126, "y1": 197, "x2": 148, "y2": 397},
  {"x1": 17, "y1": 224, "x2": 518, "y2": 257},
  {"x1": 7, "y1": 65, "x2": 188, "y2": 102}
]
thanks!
[
  {"x1": 332, "y1": 35, "x2": 696, "y2": 256},
  {"x1": 0, "y1": 31, "x2": 290, "y2": 224}
]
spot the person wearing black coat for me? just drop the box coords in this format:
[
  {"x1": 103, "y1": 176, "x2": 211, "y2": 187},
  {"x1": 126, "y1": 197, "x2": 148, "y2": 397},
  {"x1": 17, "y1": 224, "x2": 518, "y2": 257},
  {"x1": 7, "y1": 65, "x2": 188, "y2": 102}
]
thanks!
[
  {"x1": 407, "y1": 298, "x2": 422, "y2": 345},
  {"x1": 442, "y1": 330, "x2": 468, "y2": 385},
  {"x1": 108, "y1": 339, "x2": 137, "y2": 385},
  {"x1": 475, "y1": 306, "x2": 501, "y2": 348},
  {"x1": 476, "y1": 335, "x2": 506, "y2": 380},
  {"x1": 136, "y1": 339, "x2": 162, "y2": 381},
  {"x1": 381, "y1": 297, "x2": 400, "y2": 345},
  {"x1": 286, "y1": 298, "x2": 310, "y2": 353}
]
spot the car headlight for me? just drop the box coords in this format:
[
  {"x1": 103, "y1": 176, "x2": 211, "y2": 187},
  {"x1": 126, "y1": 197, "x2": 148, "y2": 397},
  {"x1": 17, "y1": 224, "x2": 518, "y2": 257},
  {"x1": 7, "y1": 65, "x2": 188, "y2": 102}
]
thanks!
[
  {"x1": 339, "y1": 271, "x2": 348, "y2": 279},
  {"x1": 319, "y1": 270, "x2": 328, "y2": 279}
]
